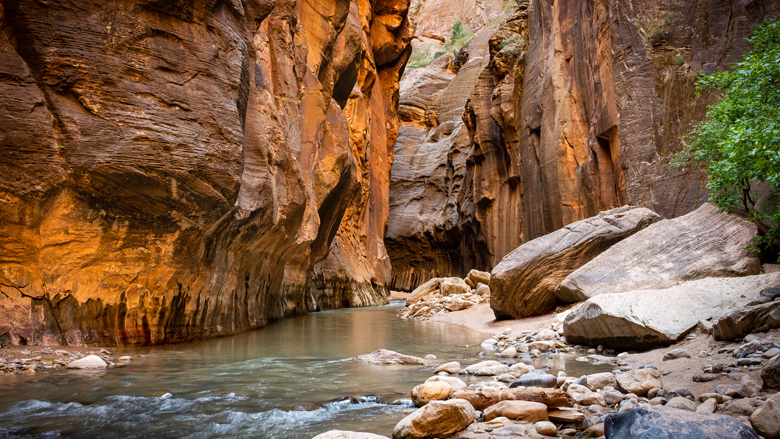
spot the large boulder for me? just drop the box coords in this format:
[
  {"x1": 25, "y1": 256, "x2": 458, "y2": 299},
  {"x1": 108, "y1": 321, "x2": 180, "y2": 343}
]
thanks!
[
  {"x1": 604, "y1": 406, "x2": 760, "y2": 439},
  {"x1": 713, "y1": 300, "x2": 780, "y2": 341},
  {"x1": 564, "y1": 274, "x2": 780, "y2": 350},
  {"x1": 392, "y1": 399, "x2": 475, "y2": 439},
  {"x1": 489, "y1": 206, "x2": 661, "y2": 319},
  {"x1": 405, "y1": 277, "x2": 470, "y2": 305},
  {"x1": 355, "y1": 350, "x2": 427, "y2": 365},
  {"x1": 556, "y1": 203, "x2": 760, "y2": 303},
  {"x1": 751, "y1": 392, "x2": 780, "y2": 439}
]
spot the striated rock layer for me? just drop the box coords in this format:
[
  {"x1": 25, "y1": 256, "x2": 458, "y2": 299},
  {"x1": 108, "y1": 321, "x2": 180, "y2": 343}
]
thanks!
[
  {"x1": 0, "y1": 0, "x2": 411, "y2": 345},
  {"x1": 387, "y1": 0, "x2": 780, "y2": 290}
]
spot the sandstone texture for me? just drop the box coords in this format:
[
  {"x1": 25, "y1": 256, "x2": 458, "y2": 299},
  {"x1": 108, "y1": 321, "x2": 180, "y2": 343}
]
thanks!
[
  {"x1": 713, "y1": 301, "x2": 780, "y2": 341},
  {"x1": 392, "y1": 399, "x2": 476, "y2": 439},
  {"x1": 557, "y1": 203, "x2": 761, "y2": 303},
  {"x1": 411, "y1": 381, "x2": 452, "y2": 407},
  {"x1": 489, "y1": 206, "x2": 661, "y2": 319},
  {"x1": 751, "y1": 392, "x2": 780, "y2": 439},
  {"x1": 564, "y1": 274, "x2": 780, "y2": 350},
  {"x1": 482, "y1": 400, "x2": 549, "y2": 422},
  {"x1": 386, "y1": 0, "x2": 779, "y2": 292},
  {"x1": 0, "y1": 0, "x2": 411, "y2": 345}
]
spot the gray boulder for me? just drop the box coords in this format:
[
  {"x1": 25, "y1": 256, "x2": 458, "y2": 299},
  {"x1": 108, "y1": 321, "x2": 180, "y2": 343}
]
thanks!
[
  {"x1": 563, "y1": 274, "x2": 780, "y2": 350},
  {"x1": 713, "y1": 300, "x2": 780, "y2": 341},
  {"x1": 604, "y1": 406, "x2": 760, "y2": 439},
  {"x1": 489, "y1": 206, "x2": 661, "y2": 319},
  {"x1": 556, "y1": 203, "x2": 760, "y2": 303}
]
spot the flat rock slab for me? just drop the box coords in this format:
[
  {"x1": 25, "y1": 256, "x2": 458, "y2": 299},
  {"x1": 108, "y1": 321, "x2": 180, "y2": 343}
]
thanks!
[
  {"x1": 563, "y1": 274, "x2": 780, "y2": 350},
  {"x1": 489, "y1": 206, "x2": 661, "y2": 319},
  {"x1": 557, "y1": 203, "x2": 760, "y2": 303},
  {"x1": 605, "y1": 406, "x2": 760, "y2": 439},
  {"x1": 713, "y1": 300, "x2": 780, "y2": 341},
  {"x1": 355, "y1": 349, "x2": 427, "y2": 365}
]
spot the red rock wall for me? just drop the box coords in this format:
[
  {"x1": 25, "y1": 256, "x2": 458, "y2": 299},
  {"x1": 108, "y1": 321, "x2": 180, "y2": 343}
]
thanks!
[
  {"x1": 0, "y1": 0, "x2": 410, "y2": 345},
  {"x1": 386, "y1": 0, "x2": 779, "y2": 291}
]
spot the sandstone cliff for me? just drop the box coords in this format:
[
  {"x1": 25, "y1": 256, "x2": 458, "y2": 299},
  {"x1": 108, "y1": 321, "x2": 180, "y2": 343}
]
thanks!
[
  {"x1": 0, "y1": 0, "x2": 410, "y2": 345},
  {"x1": 387, "y1": 0, "x2": 780, "y2": 290}
]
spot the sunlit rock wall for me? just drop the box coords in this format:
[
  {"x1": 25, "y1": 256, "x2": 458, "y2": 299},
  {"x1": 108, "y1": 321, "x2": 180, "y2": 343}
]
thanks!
[{"x1": 0, "y1": 0, "x2": 410, "y2": 345}]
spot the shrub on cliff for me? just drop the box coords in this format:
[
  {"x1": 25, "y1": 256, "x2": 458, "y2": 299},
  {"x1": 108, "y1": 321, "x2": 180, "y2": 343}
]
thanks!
[{"x1": 674, "y1": 16, "x2": 780, "y2": 259}]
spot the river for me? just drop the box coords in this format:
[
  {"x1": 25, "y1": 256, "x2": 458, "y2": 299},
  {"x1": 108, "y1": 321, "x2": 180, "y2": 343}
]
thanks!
[{"x1": 0, "y1": 303, "x2": 612, "y2": 438}]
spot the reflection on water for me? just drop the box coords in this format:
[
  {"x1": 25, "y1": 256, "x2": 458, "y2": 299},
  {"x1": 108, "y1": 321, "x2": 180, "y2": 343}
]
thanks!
[{"x1": 0, "y1": 304, "x2": 612, "y2": 438}]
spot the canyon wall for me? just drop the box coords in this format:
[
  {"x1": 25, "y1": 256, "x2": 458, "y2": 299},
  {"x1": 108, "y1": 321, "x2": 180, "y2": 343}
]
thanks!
[
  {"x1": 0, "y1": 0, "x2": 410, "y2": 345},
  {"x1": 387, "y1": 0, "x2": 780, "y2": 290}
]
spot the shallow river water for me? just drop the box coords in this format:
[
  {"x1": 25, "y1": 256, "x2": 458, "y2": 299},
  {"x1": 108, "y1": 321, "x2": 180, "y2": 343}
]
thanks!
[{"x1": 0, "y1": 303, "x2": 612, "y2": 438}]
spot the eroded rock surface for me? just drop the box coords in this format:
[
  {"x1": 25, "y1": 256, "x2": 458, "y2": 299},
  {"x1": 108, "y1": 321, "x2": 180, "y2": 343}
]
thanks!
[
  {"x1": 387, "y1": 0, "x2": 778, "y2": 292},
  {"x1": 564, "y1": 274, "x2": 780, "y2": 350},
  {"x1": 0, "y1": 0, "x2": 411, "y2": 345},
  {"x1": 557, "y1": 203, "x2": 761, "y2": 303},
  {"x1": 489, "y1": 206, "x2": 661, "y2": 319}
]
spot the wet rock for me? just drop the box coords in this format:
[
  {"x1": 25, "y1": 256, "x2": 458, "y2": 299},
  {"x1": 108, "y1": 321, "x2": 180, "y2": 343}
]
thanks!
[
  {"x1": 696, "y1": 398, "x2": 717, "y2": 414},
  {"x1": 412, "y1": 381, "x2": 452, "y2": 407},
  {"x1": 607, "y1": 406, "x2": 762, "y2": 438},
  {"x1": 498, "y1": 347, "x2": 517, "y2": 358},
  {"x1": 526, "y1": 341, "x2": 556, "y2": 352},
  {"x1": 751, "y1": 392, "x2": 780, "y2": 439},
  {"x1": 490, "y1": 206, "x2": 661, "y2": 318},
  {"x1": 435, "y1": 362, "x2": 461, "y2": 374},
  {"x1": 558, "y1": 203, "x2": 761, "y2": 303},
  {"x1": 425, "y1": 376, "x2": 468, "y2": 393},
  {"x1": 356, "y1": 350, "x2": 427, "y2": 366},
  {"x1": 564, "y1": 274, "x2": 779, "y2": 350},
  {"x1": 66, "y1": 355, "x2": 108, "y2": 369},
  {"x1": 534, "y1": 421, "x2": 557, "y2": 436},
  {"x1": 465, "y1": 270, "x2": 490, "y2": 288},
  {"x1": 615, "y1": 369, "x2": 663, "y2": 396},
  {"x1": 567, "y1": 384, "x2": 606, "y2": 406},
  {"x1": 392, "y1": 399, "x2": 476, "y2": 439},
  {"x1": 508, "y1": 363, "x2": 532, "y2": 376},
  {"x1": 313, "y1": 431, "x2": 390, "y2": 439},
  {"x1": 509, "y1": 370, "x2": 557, "y2": 389},
  {"x1": 461, "y1": 361, "x2": 508, "y2": 376},
  {"x1": 483, "y1": 400, "x2": 549, "y2": 422},
  {"x1": 714, "y1": 301, "x2": 780, "y2": 341},
  {"x1": 763, "y1": 355, "x2": 780, "y2": 389},
  {"x1": 664, "y1": 349, "x2": 691, "y2": 361},
  {"x1": 666, "y1": 397, "x2": 698, "y2": 411}
]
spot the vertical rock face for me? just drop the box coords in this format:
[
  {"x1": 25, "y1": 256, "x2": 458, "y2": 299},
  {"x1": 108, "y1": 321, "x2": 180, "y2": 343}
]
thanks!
[
  {"x1": 0, "y1": 0, "x2": 410, "y2": 345},
  {"x1": 387, "y1": 0, "x2": 779, "y2": 290},
  {"x1": 385, "y1": 0, "x2": 508, "y2": 290}
]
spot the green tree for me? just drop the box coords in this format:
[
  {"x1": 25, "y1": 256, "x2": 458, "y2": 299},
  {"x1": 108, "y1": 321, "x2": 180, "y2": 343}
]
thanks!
[
  {"x1": 444, "y1": 20, "x2": 472, "y2": 56},
  {"x1": 674, "y1": 17, "x2": 780, "y2": 259}
]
